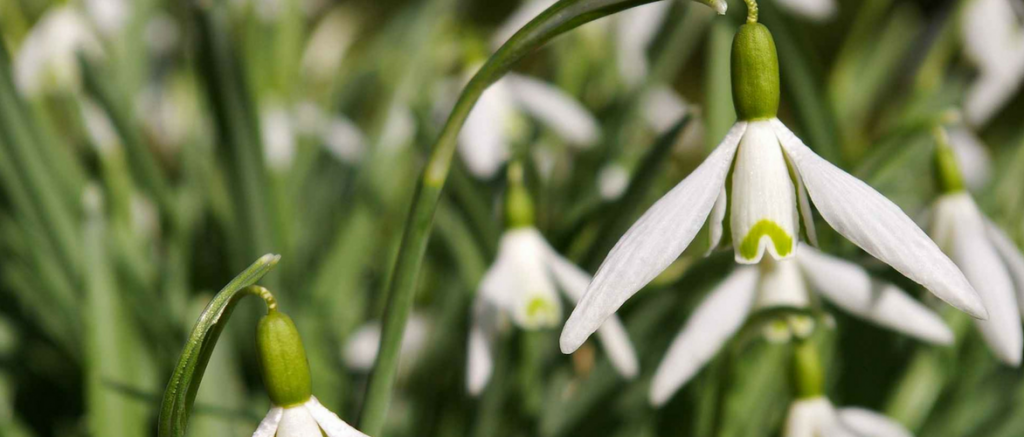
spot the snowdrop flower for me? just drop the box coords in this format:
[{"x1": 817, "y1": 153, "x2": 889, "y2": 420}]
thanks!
[
  {"x1": 775, "y1": 0, "x2": 837, "y2": 21},
  {"x1": 469, "y1": 167, "x2": 638, "y2": 394},
  {"x1": 14, "y1": 6, "x2": 102, "y2": 96},
  {"x1": 929, "y1": 139, "x2": 1024, "y2": 365},
  {"x1": 460, "y1": 72, "x2": 599, "y2": 178},
  {"x1": 254, "y1": 310, "x2": 368, "y2": 437},
  {"x1": 293, "y1": 102, "x2": 368, "y2": 164},
  {"x1": 344, "y1": 314, "x2": 429, "y2": 373},
  {"x1": 648, "y1": 244, "x2": 952, "y2": 405},
  {"x1": 301, "y1": 6, "x2": 359, "y2": 83},
  {"x1": 83, "y1": 0, "x2": 130, "y2": 36},
  {"x1": 615, "y1": 2, "x2": 671, "y2": 87},
  {"x1": 261, "y1": 103, "x2": 297, "y2": 173},
  {"x1": 561, "y1": 21, "x2": 985, "y2": 357},
  {"x1": 784, "y1": 397, "x2": 913, "y2": 437},
  {"x1": 961, "y1": 0, "x2": 1024, "y2": 126}
]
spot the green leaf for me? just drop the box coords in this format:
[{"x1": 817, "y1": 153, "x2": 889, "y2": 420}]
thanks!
[{"x1": 158, "y1": 254, "x2": 281, "y2": 437}]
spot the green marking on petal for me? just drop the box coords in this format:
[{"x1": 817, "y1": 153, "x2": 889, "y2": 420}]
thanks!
[
  {"x1": 526, "y1": 296, "x2": 554, "y2": 320},
  {"x1": 739, "y1": 219, "x2": 793, "y2": 260}
]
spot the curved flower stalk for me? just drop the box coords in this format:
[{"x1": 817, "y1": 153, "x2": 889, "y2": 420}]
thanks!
[
  {"x1": 784, "y1": 397, "x2": 913, "y2": 437},
  {"x1": 469, "y1": 167, "x2": 638, "y2": 394},
  {"x1": 459, "y1": 71, "x2": 600, "y2": 178},
  {"x1": 13, "y1": 6, "x2": 102, "y2": 96},
  {"x1": 961, "y1": 0, "x2": 1024, "y2": 126},
  {"x1": 929, "y1": 135, "x2": 1024, "y2": 365},
  {"x1": 648, "y1": 244, "x2": 953, "y2": 406},
  {"x1": 774, "y1": 0, "x2": 837, "y2": 21},
  {"x1": 561, "y1": 19, "x2": 986, "y2": 355}
]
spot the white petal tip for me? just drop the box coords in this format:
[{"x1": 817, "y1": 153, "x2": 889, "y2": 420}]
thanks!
[
  {"x1": 649, "y1": 389, "x2": 670, "y2": 407},
  {"x1": 559, "y1": 332, "x2": 581, "y2": 354}
]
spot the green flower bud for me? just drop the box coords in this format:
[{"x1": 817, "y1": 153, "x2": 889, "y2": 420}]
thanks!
[
  {"x1": 506, "y1": 162, "x2": 535, "y2": 228},
  {"x1": 792, "y1": 340, "x2": 824, "y2": 399},
  {"x1": 257, "y1": 310, "x2": 312, "y2": 407},
  {"x1": 933, "y1": 128, "x2": 965, "y2": 194},
  {"x1": 731, "y1": 23, "x2": 780, "y2": 121}
]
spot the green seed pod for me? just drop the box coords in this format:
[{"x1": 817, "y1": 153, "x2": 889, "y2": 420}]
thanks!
[
  {"x1": 505, "y1": 163, "x2": 535, "y2": 228},
  {"x1": 933, "y1": 128, "x2": 965, "y2": 194},
  {"x1": 792, "y1": 340, "x2": 824, "y2": 399},
  {"x1": 256, "y1": 310, "x2": 312, "y2": 407},
  {"x1": 731, "y1": 23, "x2": 780, "y2": 121}
]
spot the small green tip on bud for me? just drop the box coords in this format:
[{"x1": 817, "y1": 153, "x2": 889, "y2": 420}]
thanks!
[
  {"x1": 731, "y1": 23, "x2": 780, "y2": 121},
  {"x1": 505, "y1": 162, "x2": 535, "y2": 228},
  {"x1": 792, "y1": 340, "x2": 824, "y2": 399},
  {"x1": 257, "y1": 310, "x2": 312, "y2": 407},
  {"x1": 933, "y1": 127, "x2": 965, "y2": 194}
]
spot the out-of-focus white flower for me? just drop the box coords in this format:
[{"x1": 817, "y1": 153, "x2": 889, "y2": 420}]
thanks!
[
  {"x1": 931, "y1": 192, "x2": 1024, "y2": 365},
  {"x1": 945, "y1": 125, "x2": 992, "y2": 191},
  {"x1": 14, "y1": 7, "x2": 102, "y2": 96},
  {"x1": 261, "y1": 103, "x2": 297, "y2": 173},
  {"x1": 136, "y1": 81, "x2": 198, "y2": 152},
  {"x1": 641, "y1": 85, "x2": 690, "y2": 135},
  {"x1": 615, "y1": 2, "x2": 671, "y2": 87},
  {"x1": 343, "y1": 314, "x2": 429, "y2": 373},
  {"x1": 775, "y1": 0, "x2": 837, "y2": 21},
  {"x1": 253, "y1": 397, "x2": 368, "y2": 437},
  {"x1": 560, "y1": 119, "x2": 986, "y2": 356},
  {"x1": 84, "y1": 0, "x2": 130, "y2": 36},
  {"x1": 460, "y1": 72, "x2": 599, "y2": 178},
  {"x1": 145, "y1": 14, "x2": 181, "y2": 57},
  {"x1": 784, "y1": 397, "x2": 913, "y2": 437},
  {"x1": 80, "y1": 99, "x2": 121, "y2": 156},
  {"x1": 301, "y1": 7, "x2": 358, "y2": 83},
  {"x1": 648, "y1": 244, "x2": 952, "y2": 406},
  {"x1": 598, "y1": 164, "x2": 631, "y2": 201},
  {"x1": 961, "y1": 0, "x2": 1024, "y2": 126},
  {"x1": 468, "y1": 228, "x2": 638, "y2": 395},
  {"x1": 293, "y1": 102, "x2": 368, "y2": 164},
  {"x1": 379, "y1": 102, "x2": 416, "y2": 153}
]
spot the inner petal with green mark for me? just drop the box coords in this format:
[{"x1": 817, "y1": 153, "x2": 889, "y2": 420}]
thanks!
[{"x1": 739, "y1": 220, "x2": 794, "y2": 260}]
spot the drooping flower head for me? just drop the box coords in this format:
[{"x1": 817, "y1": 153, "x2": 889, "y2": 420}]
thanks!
[{"x1": 560, "y1": 16, "x2": 985, "y2": 356}]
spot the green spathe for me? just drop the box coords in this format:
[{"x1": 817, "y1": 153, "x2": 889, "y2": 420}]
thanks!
[
  {"x1": 731, "y1": 23, "x2": 780, "y2": 120},
  {"x1": 739, "y1": 219, "x2": 793, "y2": 260},
  {"x1": 257, "y1": 310, "x2": 313, "y2": 407}
]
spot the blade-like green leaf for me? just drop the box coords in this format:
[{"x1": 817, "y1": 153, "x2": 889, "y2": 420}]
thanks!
[{"x1": 157, "y1": 254, "x2": 281, "y2": 437}]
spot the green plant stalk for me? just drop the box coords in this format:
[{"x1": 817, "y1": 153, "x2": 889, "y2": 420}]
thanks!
[
  {"x1": 158, "y1": 255, "x2": 280, "y2": 437},
  {"x1": 357, "y1": 0, "x2": 669, "y2": 433}
]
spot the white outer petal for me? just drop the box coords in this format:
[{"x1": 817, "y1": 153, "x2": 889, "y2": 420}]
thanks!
[
  {"x1": 837, "y1": 408, "x2": 913, "y2": 437},
  {"x1": 965, "y1": 72, "x2": 1024, "y2": 127},
  {"x1": 252, "y1": 407, "x2": 283, "y2": 437},
  {"x1": 467, "y1": 297, "x2": 497, "y2": 396},
  {"x1": 649, "y1": 267, "x2": 759, "y2": 406},
  {"x1": 542, "y1": 239, "x2": 639, "y2": 379},
  {"x1": 937, "y1": 194, "x2": 1022, "y2": 365},
  {"x1": 641, "y1": 85, "x2": 689, "y2": 135},
  {"x1": 784, "y1": 397, "x2": 836, "y2": 437},
  {"x1": 491, "y1": 0, "x2": 559, "y2": 48},
  {"x1": 306, "y1": 397, "x2": 370, "y2": 437},
  {"x1": 775, "y1": 0, "x2": 837, "y2": 21},
  {"x1": 322, "y1": 116, "x2": 368, "y2": 164},
  {"x1": 498, "y1": 229, "x2": 563, "y2": 329},
  {"x1": 560, "y1": 122, "x2": 747, "y2": 353},
  {"x1": 615, "y1": 2, "x2": 671, "y2": 87},
  {"x1": 598, "y1": 164, "x2": 631, "y2": 201},
  {"x1": 985, "y1": 219, "x2": 1024, "y2": 316},
  {"x1": 277, "y1": 405, "x2": 322, "y2": 437},
  {"x1": 459, "y1": 79, "x2": 513, "y2": 178},
  {"x1": 947, "y1": 127, "x2": 992, "y2": 191},
  {"x1": 505, "y1": 74, "x2": 600, "y2": 147},
  {"x1": 756, "y1": 258, "x2": 810, "y2": 310},
  {"x1": 771, "y1": 119, "x2": 987, "y2": 319},
  {"x1": 796, "y1": 244, "x2": 954, "y2": 345},
  {"x1": 706, "y1": 185, "x2": 728, "y2": 255},
  {"x1": 731, "y1": 121, "x2": 799, "y2": 264}
]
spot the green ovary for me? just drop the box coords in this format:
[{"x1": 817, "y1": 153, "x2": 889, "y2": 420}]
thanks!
[{"x1": 739, "y1": 219, "x2": 793, "y2": 260}]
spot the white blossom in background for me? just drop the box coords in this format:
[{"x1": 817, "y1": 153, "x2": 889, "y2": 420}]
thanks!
[
  {"x1": 468, "y1": 228, "x2": 638, "y2": 395},
  {"x1": 561, "y1": 118, "x2": 987, "y2": 356},
  {"x1": 344, "y1": 314, "x2": 429, "y2": 374},
  {"x1": 80, "y1": 99, "x2": 121, "y2": 156},
  {"x1": 961, "y1": 0, "x2": 1024, "y2": 126},
  {"x1": 598, "y1": 164, "x2": 632, "y2": 200},
  {"x1": 641, "y1": 85, "x2": 690, "y2": 135},
  {"x1": 301, "y1": 7, "x2": 359, "y2": 83},
  {"x1": 930, "y1": 192, "x2": 1024, "y2": 365},
  {"x1": 615, "y1": 2, "x2": 671, "y2": 87},
  {"x1": 293, "y1": 102, "x2": 368, "y2": 164},
  {"x1": 784, "y1": 397, "x2": 913, "y2": 437},
  {"x1": 83, "y1": 0, "x2": 130, "y2": 36},
  {"x1": 945, "y1": 125, "x2": 992, "y2": 191},
  {"x1": 379, "y1": 102, "x2": 417, "y2": 153},
  {"x1": 775, "y1": 0, "x2": 837, "y2": 21},
  {"x1": 14, "y1": 7, "x2": 102, "y2": 96},
  {"x1": 136, "y1": 82, "x2": 199, "y2": 153},
  {"x1": 253, "y1": 397, "x2": 368, "y2": 437},
  {"x1": 460, "y1": 72, "x2": 600, "y2": 178},
  {"x1": 648, "y1": 244, "x2": 953, "y2": 406},
  {"x1": 261, "y1": 103, "x2": 298, "y2": 173}
]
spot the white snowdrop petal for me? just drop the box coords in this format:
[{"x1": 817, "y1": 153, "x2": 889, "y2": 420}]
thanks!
[
  {"x1": 838, "y1": 408, "x2": 913, "y2": 437},
  {"x1": 543, "y1": 242, "x2": 639, "y2": 379},
  {"x1": 491, "y1": 0, "x2": 559, "y2": 48},
  {"x1": 649, "y1": 267, "x2": 758, "y2": 406},
  {"x1": 306, "y1": 397, "x2": 369, "y2": 437},
  {"x1": 459, "y1": 79, "x2": 513, "y2": 178},
  {"x1": 615, "y1": 2, "x2": 671, "y2": 86},
  {"x1": 560, "y1": 122, "x2": 748, "y2": 354},
  {"x1": 783, "y1": 397, "x2": 835, "y2": 437},
  {"x1": 343, "y1": 322, "x2": 383, "y2": 371},
  {"x1": 505, "y1": 74, "x2": 600, "y2": 147},
  {"x1": 598, "y1": 164, "x2": 632, "y2": 201},
  {"x1": 641, "y1": 85, "x2": 689, "y2": 134},
  {"x1": 756, "y1": 259, "x2": 810, "y2": 310},
  {"x1": 984, "y1": 219, "x2": 1024, "y2": 316},
  {"x1": 499, "y1": 229, "x2": 563, "y2": 329},
  {"x1": 965, "y1": 72, "x2": 1022, "y2": 127},
  {"x1": 731, "y1": 121, "x2": 799, "y2": 264},
  {"x1": 277, "y1": 405, "x2": 322, "y2": 437},
  {"x1": 772, "y1": 119, "x2": 987, "y2": 319},
  {"x1": 947, "y1": 127, "x2": 992, "y2": 191},
  {"x1": 706, "y1": 185, "x2": 728, "y2": 256},
  {"x1": 252, "y1": 407, "x2": 283, "y2": 437},
  {"x1": 940, "y1": 195, "x2": 1022, "y2": 365},
  {"x1": 797, "y1": 244, "x2": 954, "y2": 345},
  {"x1": 322, "y1": 116, "x2": 367, "y2": 164},
  {"x1": 467, "y1": 302, "x2": 494, "y2": 396},
  {"x1": 775, "y1": 0, "x2": 837, "y2": 21}
]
